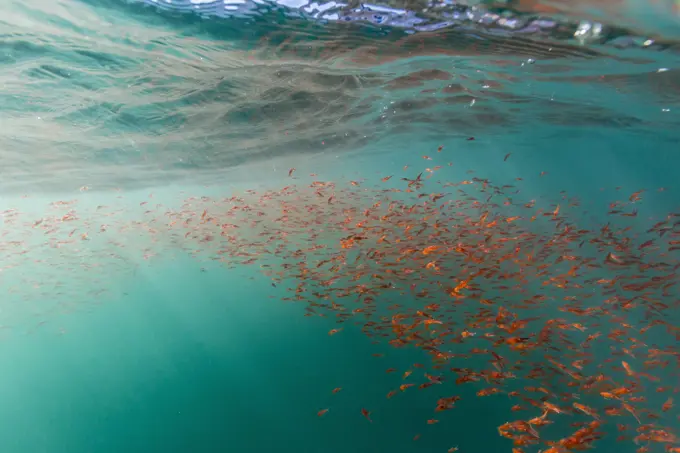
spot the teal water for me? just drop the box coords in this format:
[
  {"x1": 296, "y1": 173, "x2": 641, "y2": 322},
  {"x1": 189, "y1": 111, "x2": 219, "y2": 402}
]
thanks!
[{"x1": 1, "y1": 1, "x2": 680, "y2": 453}]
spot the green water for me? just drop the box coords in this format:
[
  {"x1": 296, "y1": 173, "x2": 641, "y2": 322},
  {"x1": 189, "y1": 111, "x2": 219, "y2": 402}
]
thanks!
[
  {"x1": 0, "y1": 253, "x2": 487, "y2": 453},
  {"x1": 1, "y1": 0, "x2": 680, "y2": 452}
]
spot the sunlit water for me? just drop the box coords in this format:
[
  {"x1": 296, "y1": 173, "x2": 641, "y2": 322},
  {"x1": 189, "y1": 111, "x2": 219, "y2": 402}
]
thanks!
[{"x1": 1, "y1": 1, "x2": 679, "y2": 452}]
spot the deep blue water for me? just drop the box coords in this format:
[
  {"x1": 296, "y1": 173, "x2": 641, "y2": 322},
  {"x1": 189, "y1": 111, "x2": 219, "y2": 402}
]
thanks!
[{"x1": 0, "y1": 1, "x2": 679, "y2": 452}]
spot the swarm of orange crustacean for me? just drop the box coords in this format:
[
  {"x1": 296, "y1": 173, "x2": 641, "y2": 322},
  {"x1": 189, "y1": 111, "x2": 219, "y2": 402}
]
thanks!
[{"x1": 5, "y1": 152, "x2": 679, "y2": 453}]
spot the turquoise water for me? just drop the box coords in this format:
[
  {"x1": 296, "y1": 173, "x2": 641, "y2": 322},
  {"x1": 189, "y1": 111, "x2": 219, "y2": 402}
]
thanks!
[{"x1": 1, "y1": 1, "x2": 680, "y2": 452}]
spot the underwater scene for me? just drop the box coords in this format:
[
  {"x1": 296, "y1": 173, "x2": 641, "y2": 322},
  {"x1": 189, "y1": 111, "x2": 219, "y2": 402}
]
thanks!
[{"x1": 0, "y1": 0, "x2": 679, "y2": 452}]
